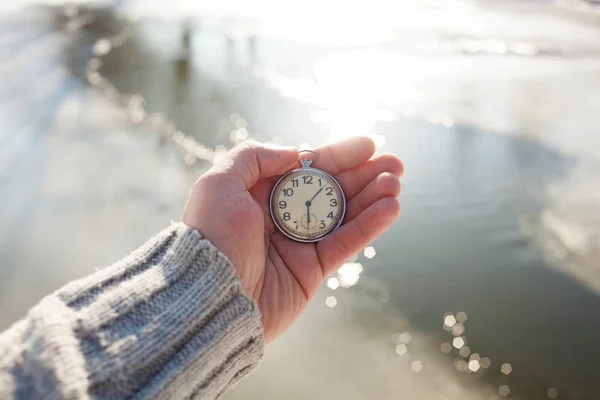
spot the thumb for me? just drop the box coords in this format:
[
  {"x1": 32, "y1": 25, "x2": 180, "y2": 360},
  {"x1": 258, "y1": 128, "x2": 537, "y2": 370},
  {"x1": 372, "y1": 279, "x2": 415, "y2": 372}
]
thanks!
[{"x1": 214, "y1": 141, "x2": 299, "y2": 189}]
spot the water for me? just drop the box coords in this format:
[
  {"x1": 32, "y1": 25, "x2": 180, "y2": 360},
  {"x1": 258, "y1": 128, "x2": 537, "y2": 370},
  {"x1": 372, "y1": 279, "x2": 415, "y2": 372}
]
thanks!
[{"x1": 1, "y1": 1, "x2": 600, "y2": 399}]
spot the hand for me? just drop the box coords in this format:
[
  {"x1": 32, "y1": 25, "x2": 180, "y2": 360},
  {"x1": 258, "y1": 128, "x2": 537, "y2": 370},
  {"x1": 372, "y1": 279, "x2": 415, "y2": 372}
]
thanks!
[{"x1": 182, "y1": 137, "x2": 403, "y2": 342}]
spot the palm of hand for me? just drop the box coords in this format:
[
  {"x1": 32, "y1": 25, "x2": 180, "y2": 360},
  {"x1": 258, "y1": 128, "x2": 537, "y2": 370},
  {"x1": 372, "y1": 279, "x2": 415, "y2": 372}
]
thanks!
[{"x1": 183, "y1": 137, "x2": 403, "y2": 342}]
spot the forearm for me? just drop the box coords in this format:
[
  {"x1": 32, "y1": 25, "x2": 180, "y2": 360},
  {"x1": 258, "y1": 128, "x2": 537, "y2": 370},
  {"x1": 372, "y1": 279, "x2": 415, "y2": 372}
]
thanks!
[{"x1": 0, "y1": 223, "x2": 264, "y2": 399}]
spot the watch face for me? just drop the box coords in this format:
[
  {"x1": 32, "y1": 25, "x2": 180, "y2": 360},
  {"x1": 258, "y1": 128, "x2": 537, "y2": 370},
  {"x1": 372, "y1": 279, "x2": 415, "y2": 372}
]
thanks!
[{"x1": 270, "y1": 167, "x2": 346, "y2": 242}]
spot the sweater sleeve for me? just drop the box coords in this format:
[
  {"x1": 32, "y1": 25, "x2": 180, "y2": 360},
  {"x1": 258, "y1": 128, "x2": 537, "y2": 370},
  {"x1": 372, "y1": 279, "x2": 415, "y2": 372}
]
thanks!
[{"x1": 0, "y1": 223, "x2": 264, "y2": 400}]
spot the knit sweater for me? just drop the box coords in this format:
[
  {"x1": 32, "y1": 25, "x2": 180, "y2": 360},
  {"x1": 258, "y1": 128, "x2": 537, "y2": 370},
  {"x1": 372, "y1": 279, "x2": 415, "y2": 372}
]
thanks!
[{"x1": 0, "y1": 223, "x2": 264, "y2": 399}]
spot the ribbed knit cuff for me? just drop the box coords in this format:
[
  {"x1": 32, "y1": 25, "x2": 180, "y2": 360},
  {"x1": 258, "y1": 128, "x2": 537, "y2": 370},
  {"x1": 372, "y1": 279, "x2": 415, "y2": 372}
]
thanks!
[{"x1": 53, "y1": 223, "x2": 264, "y2": 399}]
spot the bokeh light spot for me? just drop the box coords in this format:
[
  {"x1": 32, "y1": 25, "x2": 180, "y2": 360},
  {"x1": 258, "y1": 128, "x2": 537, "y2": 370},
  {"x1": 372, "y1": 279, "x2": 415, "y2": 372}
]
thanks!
[
  {"x1": 452, "y1": 323, "x2": 465, "y2": 336},
  {"x1": 325, "y1": 296, "x2": 337, "y2": 308},
  {"x1": 379, "y1": 292, "x2": 391, "y2": 303},
  {"x1": 411, "y1": 361, "x2": 423, "y2": 372},
  {"x1": 499, "y1": 385, "x2": 510, "y2": 397},
  {"x1": 399, "y1": 332, "x2": 412, "y2": 344},
  {"x1": 395, "y1": 343, "x2": 407, "y2": 356},
  {"x1": 468, "y1": 360, "x2": 480, "y2": 372},
  {"x1": 235, "y1": 119, "x2": 248, "y2": 129},
  {"x1": 455, "y1": 359, "x2": 467, "y2": 372},
  {"x1": 337, "y1": 262, "x2": 363, "y2": 288},
  {"x1": 440, "y1": 342, "x2": 452, "y2": 354},
  {"x1": 364, "y1": 246, "x2": 376, "y2": 259},
  {"x1": 327, "y1": 277, "x2": 339, "y2": 290},
  {"x1": 93, "y1": 39, "x2": 112, "y2": 56},
  {"x1": 229, "y1": 113, "x2": 240, "y2": 123},
  {"x1": 459, "y1": 346, "x2": 471, "y2": 358},
  {"x1": 444, "y1": 315, "x2": 457, "y2": 328},
  {"x1": 501, "y1": 363, "x2": 513, "y2": 375},
  {"x1": 480, "y1": 357, "x2": 491, "y2": 369},
  {"x1": 370, "y1": 133, "x2": 387, "y2": 147},
  {"x1": 453, "y1": 337, "x2": 465, "y2": 349}
]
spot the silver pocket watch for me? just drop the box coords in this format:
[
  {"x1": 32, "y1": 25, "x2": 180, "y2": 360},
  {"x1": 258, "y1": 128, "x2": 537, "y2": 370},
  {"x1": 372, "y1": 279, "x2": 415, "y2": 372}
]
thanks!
[{"x1": 270, "y1": 150, "x2": 346, "y2": 243}]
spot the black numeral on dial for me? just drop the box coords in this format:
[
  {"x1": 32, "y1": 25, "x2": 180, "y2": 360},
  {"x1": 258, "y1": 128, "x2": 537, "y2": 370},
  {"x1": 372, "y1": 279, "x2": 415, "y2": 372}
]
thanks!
[
  {"x1": 303, "y1": 175, "x2": 313, "y2": 184},
  {"x1": 330, "y1": 199, "x2": 338, "y2": 207},
  {"x1": 279, "y1": 201, "x2": 287, "y2": 209},
  {"x1": 282, "y1": 188, "x2": 294, "y2": 197},
  {"x1": 320, "y1": 220, "x2": 326, "y2": 229},
  {"x1": 326, "y1": 187, "x2": 333, "y2": 196},
  {"x1": 327, "y1": 211, "x2": 334, "y2": 220},
  {"x1": 291, "y1": 179, "x2": 299, "y2": 187},
  {"x1": 283, "y1": 212, "x2": 291, "y2": 221}
]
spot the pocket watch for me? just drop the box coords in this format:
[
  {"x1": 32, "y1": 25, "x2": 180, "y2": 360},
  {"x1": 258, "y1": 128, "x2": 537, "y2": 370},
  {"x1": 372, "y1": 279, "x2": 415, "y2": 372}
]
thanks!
[{"x1": 270, "y1": 150, "x2": 346, "y2": 243}]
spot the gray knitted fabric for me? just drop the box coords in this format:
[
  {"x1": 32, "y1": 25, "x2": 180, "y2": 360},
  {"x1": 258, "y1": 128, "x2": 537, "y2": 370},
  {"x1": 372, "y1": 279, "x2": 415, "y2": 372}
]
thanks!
[{"x1": 0, "y1": 223, "x2": 264, "y2": 399}]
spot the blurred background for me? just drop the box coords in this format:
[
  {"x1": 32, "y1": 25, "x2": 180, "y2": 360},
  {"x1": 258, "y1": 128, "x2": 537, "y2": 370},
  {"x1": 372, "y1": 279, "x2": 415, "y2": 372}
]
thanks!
[{"x1": 1, "y1": 0, "x2": 600, "y2": 398}]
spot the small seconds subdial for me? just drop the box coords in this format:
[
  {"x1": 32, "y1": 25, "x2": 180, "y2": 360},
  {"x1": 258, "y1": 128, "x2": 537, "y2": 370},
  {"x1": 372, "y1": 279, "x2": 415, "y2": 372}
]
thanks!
[
  {"x1": 271, "y1": 168, "x2": 345, "y2": 242},
  {"x1": 300, "y1": 213, "x2": 318, "y2": 230}
]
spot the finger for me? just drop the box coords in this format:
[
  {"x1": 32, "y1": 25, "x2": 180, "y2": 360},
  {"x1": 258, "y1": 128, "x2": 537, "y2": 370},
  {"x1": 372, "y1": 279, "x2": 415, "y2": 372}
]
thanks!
[
  {"x1": 249, "y1": 179, "x2": 275, "y2": 227},
  {"x1": 213, "y1": 141, "x2": 298, "y2": 190},
  {"x1": 336, "y1": 153, "x2": 404, "y2": 199},
  {"x1": 311, "y1": 136, "x2": 376, "y2": 175},
  {"x1": 344, "y1": 173, "x2": 401, "y2": 223},
  {"x1": 317, "y1": 197, "x2": 400, "y2": 276}
]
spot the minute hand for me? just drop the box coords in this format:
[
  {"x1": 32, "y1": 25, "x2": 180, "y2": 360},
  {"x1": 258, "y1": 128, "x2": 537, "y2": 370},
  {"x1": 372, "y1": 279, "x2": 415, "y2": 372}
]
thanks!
[{"x1": 309, "y1": 187, "x2": 325, "y2": 202}]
